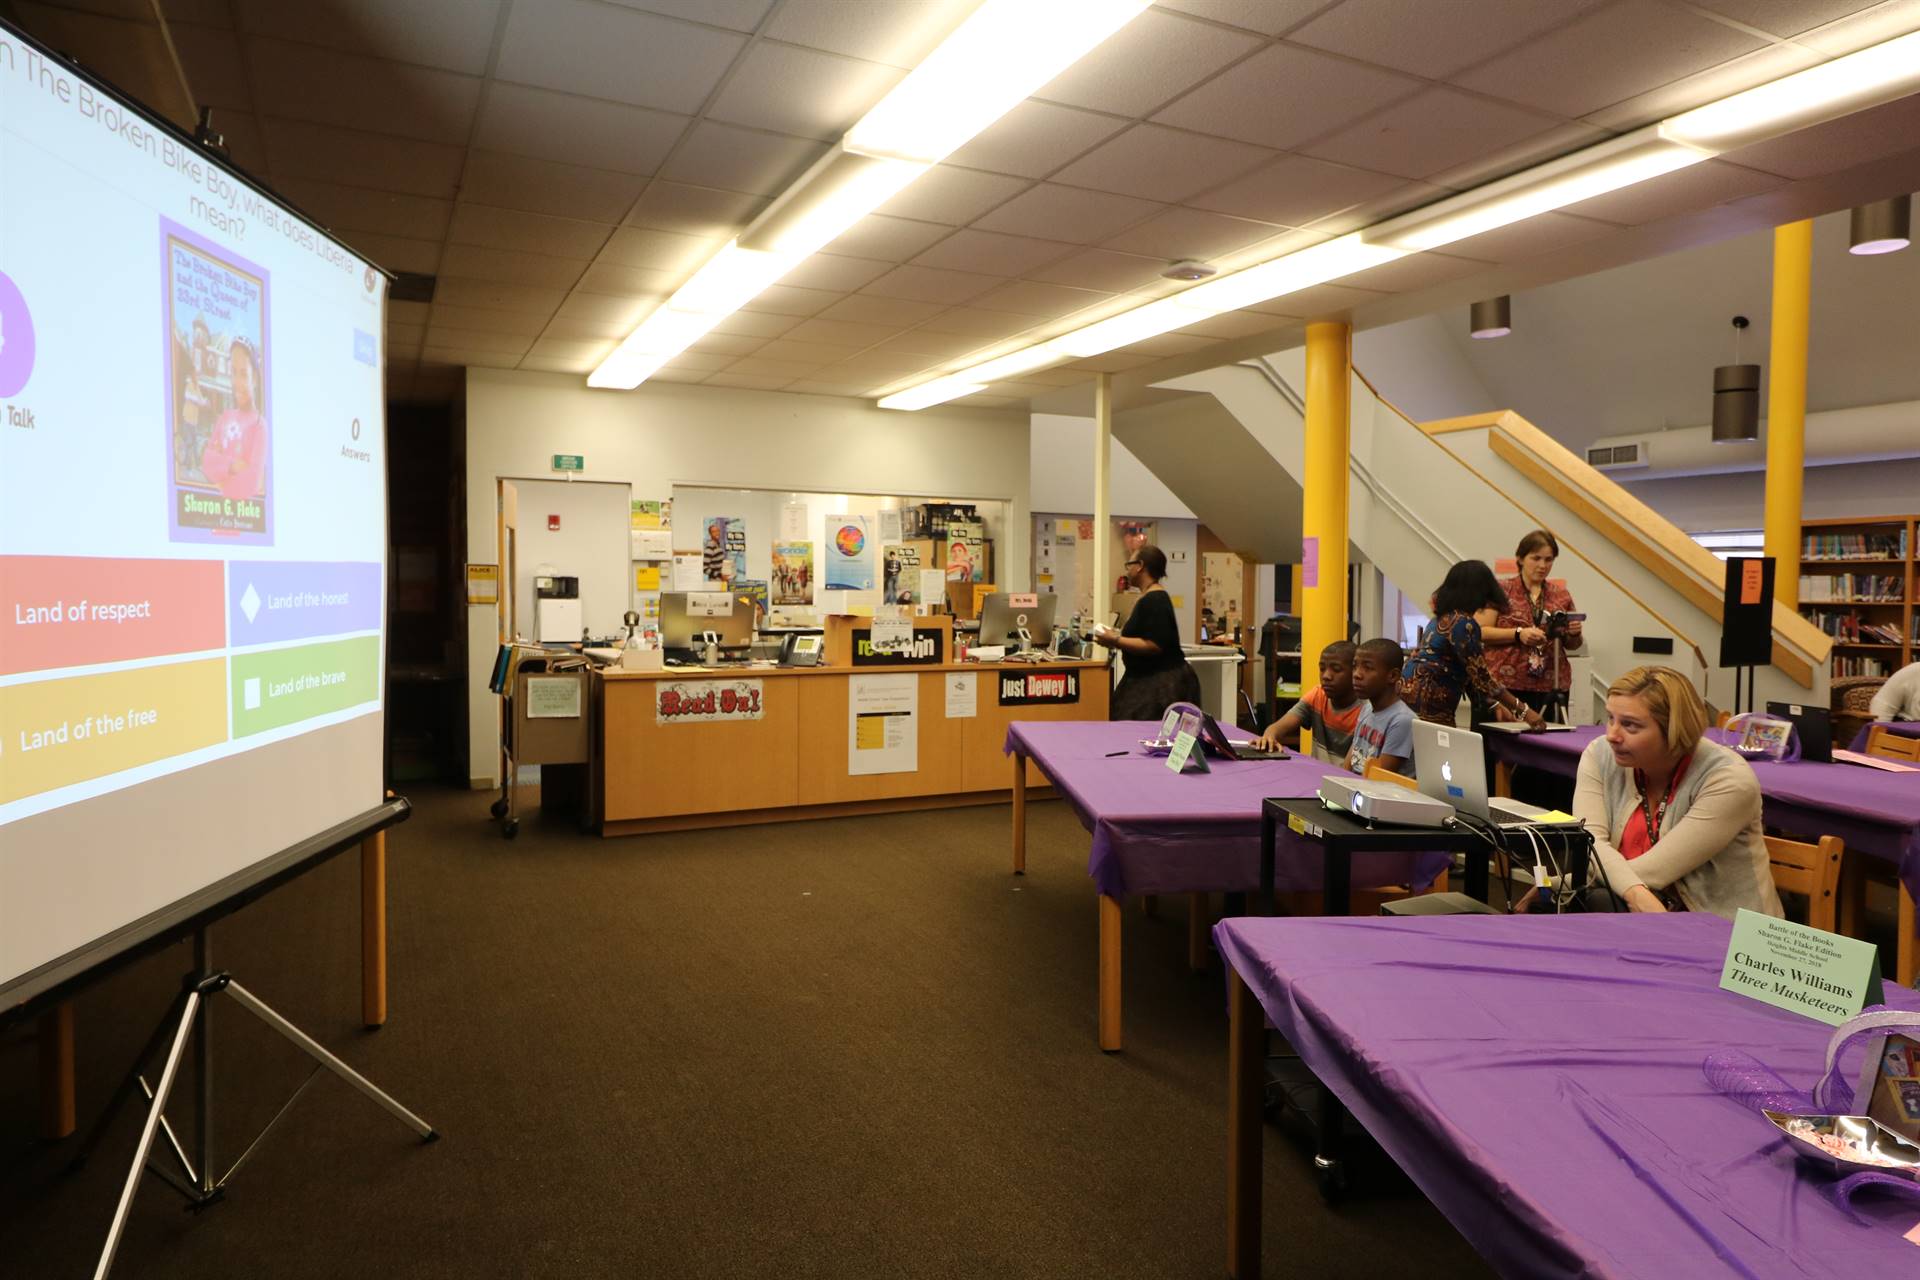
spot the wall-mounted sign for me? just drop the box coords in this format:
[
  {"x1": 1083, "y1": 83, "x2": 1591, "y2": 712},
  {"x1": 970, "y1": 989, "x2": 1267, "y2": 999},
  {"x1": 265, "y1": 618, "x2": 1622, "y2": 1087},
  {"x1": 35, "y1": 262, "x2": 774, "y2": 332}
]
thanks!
[
  {"x1": 465, "y1": 563, "x2": 499, "y2": 604},
  {"x1": 551, "y1": 454, "x2": 584, "y2": 472},
  {"x1": 852, "y1": 626, "x2": 945, "y2": 666},
  {"x1": 998, "y1": 669, "x2": 1080, "y2": 706},
  {"x1": 655, "y1": 680, "x2": 764, "y2": 724}
]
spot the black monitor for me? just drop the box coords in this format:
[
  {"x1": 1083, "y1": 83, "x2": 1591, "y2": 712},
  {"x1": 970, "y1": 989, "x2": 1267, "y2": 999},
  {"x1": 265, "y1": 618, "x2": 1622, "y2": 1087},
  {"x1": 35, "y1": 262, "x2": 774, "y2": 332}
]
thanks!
[
  {"x1": 660, "y1": 592, "x2": 755, "y2": 651},
  {"x1": 1767, "y1": 700, "x2": 1832, "y2": 763}
]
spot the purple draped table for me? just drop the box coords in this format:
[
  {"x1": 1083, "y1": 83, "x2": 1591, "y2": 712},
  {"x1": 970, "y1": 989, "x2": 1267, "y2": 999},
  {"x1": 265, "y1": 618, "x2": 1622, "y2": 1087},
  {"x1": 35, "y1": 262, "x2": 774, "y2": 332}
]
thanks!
[
  {"x1": 1852, "y1": 721, "x2": 1920, "y2": 753},
  {"x1": 1003, "y1": 719, "x2": 1448, "y2": 1052},
  {"x1": 1217, "y1": 912, "x2": 1920, "y2": 1279}
]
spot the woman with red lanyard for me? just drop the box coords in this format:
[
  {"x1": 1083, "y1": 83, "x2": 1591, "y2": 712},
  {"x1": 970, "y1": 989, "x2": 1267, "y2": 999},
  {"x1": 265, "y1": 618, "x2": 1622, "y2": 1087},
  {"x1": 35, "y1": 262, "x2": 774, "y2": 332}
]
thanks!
[
  {"x1": 1486, "y1": 529, "x2": 1583, "y2": 721},
  {"x1": 1573, "y1": 666, "x2": 1781, "y2": 919}
]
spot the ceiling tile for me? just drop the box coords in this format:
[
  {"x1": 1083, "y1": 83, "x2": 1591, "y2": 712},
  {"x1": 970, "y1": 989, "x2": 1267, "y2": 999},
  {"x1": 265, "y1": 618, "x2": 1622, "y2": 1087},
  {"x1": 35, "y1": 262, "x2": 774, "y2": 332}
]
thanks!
[
  {"x1": 876, "y1": 167, "x2": 1032, "y2": 226},
  {"x1": 1016, "y1": 367, "x2": 1098, "y2": 386},
  {"x1": 388, "y1": 300, "x2": 432, "y2": 326},
  {"x1": 820, "y1": 214, "x2": 955, "y2": 262},
  {"x1": 624, "y1": 182, "x2": 771, "y2": 237},
  {"x1": 1187, "y1": 153, "x2": 1405, "y2": 227},
  {"x1": 708, "y1": 310, "x2": 804, "y2": 338},
  {"x1": 1053, "y1": 124, "x2": 1277, "y2": 202},
  {"x1": 598, "y1": 226, "x2": 717, "y2": 273},
  {"x1": 1420, "y1": 120, "x2": 1613, "y2": 193},
  {"x1": 574, "y1": 262, "x2": 681, "y2": 297},
  {"x1": 754, "y1": 339, "x2": 868, "y2": 362},
  {"x1": 1420, "y1": 210, "x2": 1616, "y2": 264},
  {"x1": 707, "y1": 41, "x2": 904, "y2": 140},
  {"x1": 1578, "y1": 43, "x2": 1822, "y2": 134},
  {"x1": 861, "y1": 264, "x2": 1003, "y2": 305},
  {"x1": 1151, "y1": 0, "x2": 1330, "y2": 36},
  {"x1": 1115, "y1": 331, "x2": 1216, "y2": 357},
  {"x1": 1170, "y1": 310, "x2": 1286, "y2": 339},
  {"x1": 910, "y1": 229, "x2": 1076, "y2": 276},
  {"x1": 971, "y1": 279, "x2": 1113, "y2": 319},
  {"x1": 438, "y1": 244, "x2": 589, "y2": 289},
  {"x1": 540, "y1": 316, "x2": 634, "y2": 342},
  {"x1": 724, "y1": 357, "x2": 830, "y2": 379},
  {"x1": 1295, "y1": 177, "x2": 1451, "y2": 236},
  {"x1": 647, "y1": 366, "x2": 710, "y2": 383},
  {"x1": 739, "y1": 282, "x2": 844, "y2": 316},
  {"x1": 1152, "y1": 43, "x2": 1421, "y2": 151},
  {"x1": 1339, "y1": 250, "x2": 1489, "y2": 293},
  {"x1": 1067, "y1": 352, "x2": 1158, "y2": 373},
  {"x1": 462, "y1": 151, "x2": 649, "y2": 222},
  {"x1": 556, "y1": 293, "x2": 657, "y2": 324},
  {"x1": 1556, "y1": 159, "x2": 1784, "y2": 225},
  {"x1": 1029, "y1": 248, "x2": 1170, "y2": 292},
  {"x1": 1034, "y1": 8, "x2": 1265, "y2": 116},
  {"x1": 433, "y1": 279, "x2": 571, "y2": 314},
  {"x1": 703, "y1": 373, "x2": 799, "y2": 391},
  {"x1": 778, "y1": 254, "x2": 895, "y2": 292},
  {"x1": 341, "y1": 232, "x2": 441, "y2": 276},
  {"x1": 1797, "y1": 0, "x2": 1920, "y2": 55},
  {"x1": 760, "y1": 0, "x2": 976, "y2": 65},
  {"x1": 521, "y1": 351, "x2": 608, "y2": 373},
  {"x1": 274, "y1": 178, "x2": 454, "y2": 241},
  {"x1": 386, "y1": 322, "x2": 426, "y2": 346},
  {"x1": 610, "y1": 0, "x2": 776, "y2": 33},
  {"x1": 1251, "y1": 281, "x2": 1387, "y2": 318},
  {"x1": 1713, "y1": 91, "x2": 1920, "y2": 180},
  {"x1": 943, "y1": 100, "x2": 1132, "y2": 179},
  {"x1": 818, "y1": 294, "x2": 947, "y2": 326},
  {"x1": 246, "y1": 37, "x2": 481, "y2": 145},
  {"x1": 875, "y1": 330, "x2": 996, "y2": 358},
  {"x1": 688, "y1": 332, "x2": 771, "y2": 357},
  {"x1": 657, "y1": 350, "x2": 735, "y2": 372},
  {"x1": 914, "y1": 307, "x2": 1045, "y2": 337},
  {"x1": 973, "y1": 183, "x2": 1166, "y2": 242},
  {"x1": 953, "y1": 392, "x2": 1020, "y2": 408},
  {"x1": 1450, "y1": 0, "x2": 1766, "y2": 119},
  {"x1": 781, "y1": 318, "x2": 901, "y2": 346},
  {"x1": 1302, "y1": 87, "x2": 1564, "y2": 182},
  {"x1": 424, "y1": 327, "x2": 534, "y2": 356},
  {"x1": 785, "y1": 379, "x2": 883, "y2": 397},
  {"x1": 474, "y1": 82, "x2": 691, "y2": 176},
  {"x1": 448, "y1": 204, "x2": 616, "y2": 259},
  {"x1": 1288, "y1": 0, "x2": 1606, "y2": 79},
  {"x1": 823, "y1": 349, "x2": 940, "y2": 375},
  {"x1": 1688, "y1": 0, "x2": 1884, "y2": 38},
  {"x1": 170, "y1": 24, "x2": 251, "y2": 110},
  {"x1": 1101, "y1": 207, "x2": 1290, "y2": 261},
  {"x1": 658, "y1": 122, "x2": 833, "y2": 197},
  {"x1": 527, "y1": 337, "x2": 613, "y2": 363},
  {"x1": 232, "y1": 0, "x2": 501, "y2": 74},
  {"x1": 262, "y1": 119, "x2": 466, "y2": 198},
  {"x1": 496, "y1": 0, "x2": 747, "y2": 112}
]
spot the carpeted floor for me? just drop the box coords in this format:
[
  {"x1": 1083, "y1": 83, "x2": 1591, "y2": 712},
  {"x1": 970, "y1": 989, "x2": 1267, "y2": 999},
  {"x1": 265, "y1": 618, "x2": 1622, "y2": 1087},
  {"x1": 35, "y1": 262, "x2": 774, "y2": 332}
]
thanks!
[{"x1": 1, "y1": 787, "x2": 1494, "y2": 1279}]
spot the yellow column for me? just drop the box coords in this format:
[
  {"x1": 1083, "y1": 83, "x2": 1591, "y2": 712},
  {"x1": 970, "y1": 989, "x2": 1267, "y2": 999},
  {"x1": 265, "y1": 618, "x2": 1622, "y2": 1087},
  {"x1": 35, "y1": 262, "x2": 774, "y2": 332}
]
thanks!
[
  {"x1": 1302, "y1": 321, "x2": 1351, "y2": 681},
  {"x1": 1764, "y1": 220, "x2": 1811, "y2": 608}
]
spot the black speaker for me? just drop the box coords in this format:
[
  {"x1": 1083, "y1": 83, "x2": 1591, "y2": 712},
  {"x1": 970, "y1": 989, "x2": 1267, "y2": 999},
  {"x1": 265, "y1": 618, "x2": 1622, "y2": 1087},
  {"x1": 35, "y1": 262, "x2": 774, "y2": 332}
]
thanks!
[{"x1": 1719, "y1": 557, "x2": 1775, "y2": 669}]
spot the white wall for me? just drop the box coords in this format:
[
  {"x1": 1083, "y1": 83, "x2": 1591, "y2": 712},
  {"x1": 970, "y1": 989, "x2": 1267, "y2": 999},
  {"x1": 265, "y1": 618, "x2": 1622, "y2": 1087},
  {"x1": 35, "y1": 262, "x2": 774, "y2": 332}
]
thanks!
[
  {"x1": 1353, "y1": 314, "x2": 1500, "y2": 423},
  {"x1": 1029, "y1": 413, "x2": 1195, "y2": 517},
  {"x1": 1623, "y1": 458, "x2": 1920, "y2": 532},
  {"x1": 511, "y1": 478, "x2": 631, "y2": 642},
  {"x1": 464, "y1": 369, "x2": 1030, "y2": 784}
]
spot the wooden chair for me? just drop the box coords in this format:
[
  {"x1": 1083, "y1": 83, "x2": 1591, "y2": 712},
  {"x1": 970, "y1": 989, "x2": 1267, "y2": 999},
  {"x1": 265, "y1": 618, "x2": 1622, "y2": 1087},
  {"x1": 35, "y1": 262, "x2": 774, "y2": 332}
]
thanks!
[
  {"x1": 1765, "y1": 834, "x2": 1844, "y2": 932},
  {"x1": 1866, "y1": 725, "x2": 1920, "y2": 763},
  {"x1": 1712, "y1": 708, "x2": 1733, "y2": 729}
]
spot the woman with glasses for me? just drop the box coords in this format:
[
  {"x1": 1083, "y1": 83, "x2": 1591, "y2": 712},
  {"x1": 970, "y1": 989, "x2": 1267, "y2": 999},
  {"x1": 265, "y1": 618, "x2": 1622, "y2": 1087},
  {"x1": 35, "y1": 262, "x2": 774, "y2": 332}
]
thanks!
[{"x1": 1094, "y1": 544, "x2": 1201, "y2": 720}]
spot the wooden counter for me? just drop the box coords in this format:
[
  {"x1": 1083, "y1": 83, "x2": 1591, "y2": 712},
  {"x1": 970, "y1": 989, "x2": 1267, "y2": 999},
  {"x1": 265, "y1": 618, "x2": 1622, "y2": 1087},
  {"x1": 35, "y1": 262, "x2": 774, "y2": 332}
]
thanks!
[{"x1": 594, "y1": 658, "x2": 1110, "y2": 835}]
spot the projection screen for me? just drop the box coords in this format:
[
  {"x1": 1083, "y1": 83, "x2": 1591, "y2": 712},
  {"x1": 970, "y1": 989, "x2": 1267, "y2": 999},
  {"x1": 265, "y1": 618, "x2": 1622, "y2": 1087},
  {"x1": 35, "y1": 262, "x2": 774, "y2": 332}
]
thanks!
[{"x1": 0, "y1": 20, "x2": 389, "y2": 1008}]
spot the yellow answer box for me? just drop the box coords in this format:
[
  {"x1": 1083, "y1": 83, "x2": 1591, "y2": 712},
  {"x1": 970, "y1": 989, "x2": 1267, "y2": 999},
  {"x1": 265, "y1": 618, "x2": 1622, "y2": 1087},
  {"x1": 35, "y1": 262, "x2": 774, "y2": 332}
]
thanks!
[{"x1": 0, "y1": 659, "x2": 228, "y2": 804}]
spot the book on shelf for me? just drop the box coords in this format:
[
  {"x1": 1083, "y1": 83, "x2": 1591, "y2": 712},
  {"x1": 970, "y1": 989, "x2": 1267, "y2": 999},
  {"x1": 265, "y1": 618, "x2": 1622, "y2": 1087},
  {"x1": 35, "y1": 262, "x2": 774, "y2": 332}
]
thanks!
[
  {"x1": 1801, "y1": 529, "x2": 1909, "y2": 560},
  {"x1": 1804, "y1": 611, "x2": 1905, "y2": 644},
  {"x1": 1798, "y1": 573, "x2": 1905, "y2": 602},
  {"x1": 1834, "y1": 654, "x2": 1893, "y2": 678}
]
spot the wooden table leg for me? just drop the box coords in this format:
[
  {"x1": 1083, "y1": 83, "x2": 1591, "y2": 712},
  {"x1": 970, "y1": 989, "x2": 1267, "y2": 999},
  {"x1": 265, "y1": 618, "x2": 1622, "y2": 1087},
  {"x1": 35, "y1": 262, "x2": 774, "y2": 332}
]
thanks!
[
  {"x1": 1011, "y1": 751, "x2": 1027, "y2": 876},
  {"x1": 1900, "y1": 883, "x2": 1917, "y2": 990},
  {"x1": 38, "y1": 1001, "x2": 76, "y2": 1141},
  {"x1": 1188, "y1": 892, "x2": 1209, "y2": 973},
  {"x1": 1227, "y1": 967, "x2": 1263, "y2": 1279},
  {"x1": 362, "y1": 828, "x2": 387, "y2": 1028},
  {"x1": 1142, "y1": 894, "x2": 1158, "y2": 918},
  {"x1": 1492, "y1": 760, "x2": 1514, "y2": 800},
  {"x1": 1099, "y1": 894, "x2": 1123, "y2": 1052},
  {"x1": 1837, "y1": 851, "x2": 1867, "y2": 941}
]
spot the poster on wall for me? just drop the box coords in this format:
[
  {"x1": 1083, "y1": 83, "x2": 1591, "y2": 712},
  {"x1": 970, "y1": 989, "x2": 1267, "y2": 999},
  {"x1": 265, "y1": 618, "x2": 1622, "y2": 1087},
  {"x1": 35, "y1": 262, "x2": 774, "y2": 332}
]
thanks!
[
  {"x1": 1115, "y1": 520, "x2": 1157, "y2": 592},
  {"x1": 671, "y1": 553, "x2": 706, "y2": 591},
  {"x1": 779, "y1": 502, "x2": 808, "y2": 540},
  {"x1": 946, "y1": 521, "x2": 985, "y2": 582},
  {"x1": 847, "y1": 674, "x2": 917, "y2": 775},
  {"x1": 701, "y1": 516, "x2": 746, "y2": 583},
  {"x1": 631, "y1": 499, "x2": 668, "y2": 529},
  {"x1": 824, "y1": 514, "x2": 874, "y2": 591},
  {"x1": 882, "y1": 542, "x2": 922, "y2": 604},
  {"x1": 735, "y1": 579, "x2": 768, "y2": 621},
  {"x1": 772, "y1": 541, "x2": 813, "y2": 604}
]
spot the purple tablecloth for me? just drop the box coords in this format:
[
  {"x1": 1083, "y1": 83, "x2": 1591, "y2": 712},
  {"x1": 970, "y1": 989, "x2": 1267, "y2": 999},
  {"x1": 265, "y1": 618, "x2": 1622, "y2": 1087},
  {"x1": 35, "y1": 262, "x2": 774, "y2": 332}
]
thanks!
[
  {"x1": 1216, "y1": 912, "x2": 1920, "y2": 1278},
  {"x1": 1852, "y1": 721, "x2": 1920, "y2": 752},
  {"x1": 1005, "y1": 720, "x2": 1447, "y2": 899},
  {"x1": 1486, "y1": 725, "x2": 1920, "y2": 899}
]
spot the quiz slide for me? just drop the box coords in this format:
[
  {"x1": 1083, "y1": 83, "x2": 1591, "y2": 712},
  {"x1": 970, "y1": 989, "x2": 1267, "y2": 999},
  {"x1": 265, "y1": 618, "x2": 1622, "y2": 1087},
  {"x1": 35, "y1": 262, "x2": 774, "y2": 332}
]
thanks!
[{"x1": 0, "y1": 31, "x2": 388, "y2": 829}]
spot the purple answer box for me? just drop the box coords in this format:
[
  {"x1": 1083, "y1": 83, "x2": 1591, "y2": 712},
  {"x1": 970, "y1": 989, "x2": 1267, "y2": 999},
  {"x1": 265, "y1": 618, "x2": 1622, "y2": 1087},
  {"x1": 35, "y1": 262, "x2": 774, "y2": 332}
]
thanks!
[{"x1": 228, "y1": 561, "x2": 381, "y2": 645}]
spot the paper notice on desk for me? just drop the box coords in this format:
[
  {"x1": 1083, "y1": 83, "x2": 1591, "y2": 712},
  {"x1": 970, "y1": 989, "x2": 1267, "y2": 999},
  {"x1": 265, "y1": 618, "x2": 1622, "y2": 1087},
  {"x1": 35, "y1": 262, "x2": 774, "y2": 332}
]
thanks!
[
  {"x1": 871, "y1": 604, "x2": 913, "y2": 652},
  {"x1": 672, "y1": 553, "x2": 706, "y2": 591},
  {"x1": 631, "y1": 528, "x2": 672, "y2": 560},
  {"x1": 525, "y1": 675, "x2": 581, "y2": 719},
  {"x1": 849, "y1": 674, "x2": 917, "y2": 775},
  {"x1": 944, "y1": 672, "x2": 976, "y2": 718}
]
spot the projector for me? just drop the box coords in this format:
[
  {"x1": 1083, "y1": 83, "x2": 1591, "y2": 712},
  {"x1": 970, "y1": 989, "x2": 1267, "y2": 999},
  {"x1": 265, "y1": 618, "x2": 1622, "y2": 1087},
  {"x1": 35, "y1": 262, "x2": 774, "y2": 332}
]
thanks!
[{"x1": 1317, "y1": 776, "x2": 1454, "y2": 828}]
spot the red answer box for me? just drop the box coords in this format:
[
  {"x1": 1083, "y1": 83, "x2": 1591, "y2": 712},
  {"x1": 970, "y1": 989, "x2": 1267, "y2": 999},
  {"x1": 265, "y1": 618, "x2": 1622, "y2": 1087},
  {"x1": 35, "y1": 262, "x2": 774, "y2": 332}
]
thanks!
[{"x1": 1, "y1": 556, "x2": 226, "y2": 675}]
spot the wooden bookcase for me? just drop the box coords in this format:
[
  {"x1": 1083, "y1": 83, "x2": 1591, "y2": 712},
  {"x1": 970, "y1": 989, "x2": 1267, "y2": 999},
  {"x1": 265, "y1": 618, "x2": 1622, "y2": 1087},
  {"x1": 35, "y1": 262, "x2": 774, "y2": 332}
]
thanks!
[{"x1": 1799, "y1": 514, "x2": 1916, "y2": 678}]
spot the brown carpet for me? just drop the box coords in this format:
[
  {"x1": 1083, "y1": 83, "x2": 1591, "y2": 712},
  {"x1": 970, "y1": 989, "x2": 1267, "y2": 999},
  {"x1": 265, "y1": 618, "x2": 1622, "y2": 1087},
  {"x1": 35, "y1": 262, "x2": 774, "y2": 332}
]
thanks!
[{"x1": 1, "y1": 787, "x2": 1493, "y2": 1279}]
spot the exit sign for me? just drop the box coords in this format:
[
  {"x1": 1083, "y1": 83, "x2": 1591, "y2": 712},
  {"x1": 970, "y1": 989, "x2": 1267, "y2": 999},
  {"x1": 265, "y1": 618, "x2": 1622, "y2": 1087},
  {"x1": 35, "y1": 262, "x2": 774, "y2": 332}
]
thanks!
[{"x1": 551, "y1": 454, "x2": 584, "y2": 472}]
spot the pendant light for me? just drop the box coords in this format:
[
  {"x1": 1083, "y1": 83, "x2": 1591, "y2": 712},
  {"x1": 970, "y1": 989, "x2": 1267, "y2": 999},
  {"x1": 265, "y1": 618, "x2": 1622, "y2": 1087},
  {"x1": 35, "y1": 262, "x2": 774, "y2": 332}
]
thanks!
[
  {"x1": 1469, "y1": 295, "x2": 1511, "y2": 338},
  {"x1": 1849, "y1": 194, "x2": 1911, "y2": 254},
  {"x1": 1711, "y1": 315, "x2": 1760, "y2": 443}
]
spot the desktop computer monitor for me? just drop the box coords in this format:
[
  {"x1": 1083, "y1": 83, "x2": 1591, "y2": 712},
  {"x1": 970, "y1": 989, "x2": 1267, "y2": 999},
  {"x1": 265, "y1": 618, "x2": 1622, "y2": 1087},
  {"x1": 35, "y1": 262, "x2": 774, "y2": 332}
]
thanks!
[
  {"x1": 660, "y1": 592, "x2": 756, "y2": 651},
  {"x1": 978, "y1": 593, "x2": 1058, "y2": 649}
]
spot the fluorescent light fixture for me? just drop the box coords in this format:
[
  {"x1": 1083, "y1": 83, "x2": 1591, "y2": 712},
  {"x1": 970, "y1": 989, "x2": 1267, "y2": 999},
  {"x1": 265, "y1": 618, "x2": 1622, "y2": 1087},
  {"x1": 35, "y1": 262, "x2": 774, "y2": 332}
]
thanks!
[
  {"x1": 1051, "y1": 298, "x2": 1202, "y2": 358},
  {"x1": 846, "y1": 0, "x2": 1153, "y2": 165},
  {"x1": 1171, "y1": 234, "x2": 1406, "y2": 315},
  {"x1": 1662, "y1": 29, "x2": 1920, "y2": 153},
  {"x1": 877, "y1": 376, "x2": 986, "y2": 411},
  {"x1": 965, "y1": 343, "x2": 1072, "y2": 382},
  {"x1": 739, "y1": 148, "x2": 928, "y2": 259},
  {"x1": 1367, "y1": 129, "x2": 1710, "y2": 253}
]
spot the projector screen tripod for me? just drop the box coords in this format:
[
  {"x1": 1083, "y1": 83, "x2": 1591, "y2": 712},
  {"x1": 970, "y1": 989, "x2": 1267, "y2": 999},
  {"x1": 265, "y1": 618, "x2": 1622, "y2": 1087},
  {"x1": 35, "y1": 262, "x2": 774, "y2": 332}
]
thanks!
[{"x1": 71, "y1": 927, "x2": 436, "y2": 1279}]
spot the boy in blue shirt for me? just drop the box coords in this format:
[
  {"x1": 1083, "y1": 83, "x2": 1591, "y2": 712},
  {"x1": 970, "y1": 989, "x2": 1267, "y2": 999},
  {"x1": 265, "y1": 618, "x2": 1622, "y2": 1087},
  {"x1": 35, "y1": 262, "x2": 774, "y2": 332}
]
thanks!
[{"x1": 1346, "y1": 638, "x2": 1416, "y2": 778}]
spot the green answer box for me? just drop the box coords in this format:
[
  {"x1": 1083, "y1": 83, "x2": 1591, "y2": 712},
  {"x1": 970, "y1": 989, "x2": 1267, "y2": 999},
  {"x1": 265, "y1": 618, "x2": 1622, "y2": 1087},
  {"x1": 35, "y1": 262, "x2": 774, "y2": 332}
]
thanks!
[{"x1": 230, "y1": 636, "x2": 380, "y2": 737}]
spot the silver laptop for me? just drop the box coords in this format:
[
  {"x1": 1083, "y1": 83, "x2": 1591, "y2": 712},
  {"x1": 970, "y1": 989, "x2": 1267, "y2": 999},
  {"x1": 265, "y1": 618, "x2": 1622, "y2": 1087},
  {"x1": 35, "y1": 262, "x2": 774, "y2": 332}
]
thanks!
[{"x1": 1411, "y1": 720, "x2": 1557, "y2": 826}]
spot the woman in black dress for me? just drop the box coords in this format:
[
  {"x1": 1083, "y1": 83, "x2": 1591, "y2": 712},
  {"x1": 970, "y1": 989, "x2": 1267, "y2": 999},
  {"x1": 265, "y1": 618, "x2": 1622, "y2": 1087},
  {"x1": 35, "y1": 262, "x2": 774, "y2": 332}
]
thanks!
[{"x1": 1095, "y1": 544, "x2": 1201, "y2": 720}]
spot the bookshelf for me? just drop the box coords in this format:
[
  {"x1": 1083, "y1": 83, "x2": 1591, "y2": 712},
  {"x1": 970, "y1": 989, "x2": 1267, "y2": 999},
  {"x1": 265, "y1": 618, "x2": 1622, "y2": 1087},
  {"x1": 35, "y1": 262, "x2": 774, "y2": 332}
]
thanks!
[{"x1": 1800, "y1": 514, "x2": 1917, "y2": 678}]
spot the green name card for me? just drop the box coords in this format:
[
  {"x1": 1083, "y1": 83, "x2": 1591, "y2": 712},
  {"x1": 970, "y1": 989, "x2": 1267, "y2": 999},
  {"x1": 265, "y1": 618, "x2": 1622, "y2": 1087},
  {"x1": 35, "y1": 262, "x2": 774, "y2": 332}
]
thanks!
[
  {"x1": 1719, "y1": 907, "x2": 1883, "y2": 1025},
  {"x1": 1165, "y1": 709, "x2": 1208, "y2": 774}
]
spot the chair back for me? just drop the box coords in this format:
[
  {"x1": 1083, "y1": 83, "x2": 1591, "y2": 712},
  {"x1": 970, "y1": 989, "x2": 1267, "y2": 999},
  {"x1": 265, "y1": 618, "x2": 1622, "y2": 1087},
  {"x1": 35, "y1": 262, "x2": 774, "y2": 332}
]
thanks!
[
  {"x1": 1364, "y1": 761, "x2": 1417, "y2": 791},
  {"x1": 1765, "y1": 834, "x2": 1844, "y2": 933},
  {"x1": 1866, "y1": 726, "x2": 1920, "y2": 763},
  {"x1": 1712, "y1": 708, "x2": 1733, "y2": 729}
]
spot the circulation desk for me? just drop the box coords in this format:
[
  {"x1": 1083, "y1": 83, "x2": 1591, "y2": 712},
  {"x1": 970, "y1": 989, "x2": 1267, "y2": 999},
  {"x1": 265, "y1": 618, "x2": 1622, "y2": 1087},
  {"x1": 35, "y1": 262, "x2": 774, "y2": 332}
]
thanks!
[{"x1": 593, "y1": 651, "x2": 1109, "y2": 836}]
